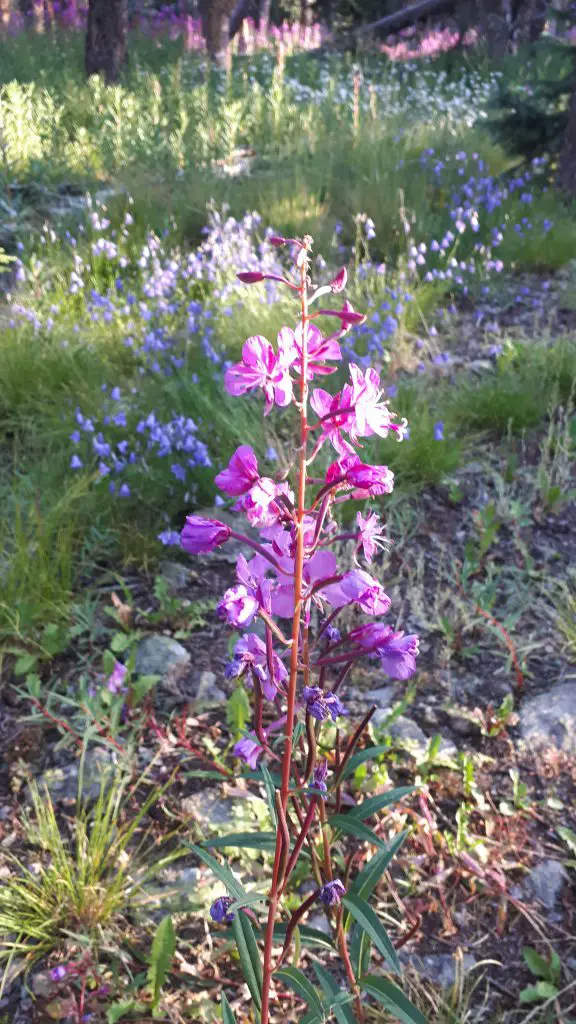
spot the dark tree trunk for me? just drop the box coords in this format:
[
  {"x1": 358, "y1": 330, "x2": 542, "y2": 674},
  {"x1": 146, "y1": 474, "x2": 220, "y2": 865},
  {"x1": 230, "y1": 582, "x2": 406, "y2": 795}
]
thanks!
[
  {"x1": 85, "y1": 0, "x2": 128, "y2": 84},
  {"x1": 255, "y1": 0, "x2": 271, "y2": 28},
  {"x1": 200, "y1": 0, "x2": 236, "y2": 67},
  {"x1": 557, "y1": 87, "x2": 576, "y2": 199},
  {"x1": 477, "y1": 0, "x2": 510, "y2": 58}
]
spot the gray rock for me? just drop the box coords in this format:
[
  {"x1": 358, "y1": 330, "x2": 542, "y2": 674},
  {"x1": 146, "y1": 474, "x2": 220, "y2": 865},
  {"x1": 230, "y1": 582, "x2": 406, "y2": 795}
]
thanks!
[
  {"x1": 181, "y1": 790, "x2": 236, "y2": 831},
  {"x1": 525, "y1": 859, "x2": 568, "y2": 912},
  {"x1": 306, "y1": 912, "x2": 331, "y2": 936},
  {"x1": 402, "y1": 952, "x2": 477, "y2": 988},
  {"x1": 135, "y1": 634, "x2": 191, "y2": 688},
  {"x1": 35, "y1": 748, "x2": 117, "y2": 803},
  {"x1": 191, "y1": 670, "x2": 226, "y2": 708},
  {"x1": 363, "y1": 685, "x2": 396, "y2": 708},
  {"x1": 520, "y1": 683, "x2": 576, "y2": 754},
  {"x1": 374, "y1": 716, "x2": 457, "y2": 759},
  {"x1": 158, "y1": 560, "x2": 193, "y2": 595}
]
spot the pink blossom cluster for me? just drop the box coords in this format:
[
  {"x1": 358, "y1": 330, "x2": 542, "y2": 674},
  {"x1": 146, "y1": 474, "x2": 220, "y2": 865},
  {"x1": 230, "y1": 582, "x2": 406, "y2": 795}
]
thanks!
[{"x1": 180, "y1": 249, "x2": 418, "y2": 773}]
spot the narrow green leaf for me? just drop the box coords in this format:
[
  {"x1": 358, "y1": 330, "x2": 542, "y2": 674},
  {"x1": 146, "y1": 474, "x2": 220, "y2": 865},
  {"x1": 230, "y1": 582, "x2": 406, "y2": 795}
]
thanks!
[
  {"x1": 227, "y1": 893, "x2": 267, "y2": 914},
  {"x1": 522, "y1": 947, "x2": 553, "y2": 980},
  {"x1": 260, "y1": 763, "x2": 278, "y2": 827},
  {"x1": 359, "y1": 974, "x2": 427, "y2": 1024},
  {"x1": 350, "y1": 833, "x2": 408, "y2": 902},
  {"x1": 350, "y1": 924, "x2": 372, "y2": 979},
  {"x1": 313, "y1": 962, "x2": 358, "y2": 1024},
  {"x1": 346, "y1": 787, "x2": 414, "y2": 821},
  {"x1": 328, "y1": 813, "x2": 388, "y2": 848},
  {"x1": 188, "y1": 844, "x2": 247, "y2": 902},
  {"x1": 340, "y1": 745, "x2": 389, "y2": 780},
  {"x1": 205, "y1": 832, "x2": 277, "y2": 851},
  {"x1": 106, "y1": 1002, "x2": 141, "y2": 1024},
  {"x1": 558, "y1": 825, "x2": 576, "y2": 856},
  {"x1": 519, "y1": 982, "x2": 559, "y2": 1004},
  {"x1": 343, "y1": 893, "x2": 400, "y2": 974},
  {"x1": 147, "y1": 916, "x2": 176, "y2": 1010},
  {"x1": 275, "y1": 966, "x2": 324, "y2": 1019},
  {"x1": 221, "y1": 992, "x2": 237, "y2": 1024},
  {"x1": 273, "y1": 923, "x2": 335, "y2": 951},
  {"x1": 226, "y1": 684, "x2": 251, "y2": 740},
  {"x1": 231, "y1": 913, "x2": 262, "y2": 1011},
  {"x1": 185, "y1": 770, "x2": 228, "y2": 781}
]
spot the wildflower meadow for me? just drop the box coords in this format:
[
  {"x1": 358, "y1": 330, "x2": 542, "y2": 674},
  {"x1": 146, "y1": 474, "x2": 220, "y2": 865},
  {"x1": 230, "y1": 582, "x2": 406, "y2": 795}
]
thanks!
[{"x1": 0, "y1": 4, "x2": 575, "y2": 1023}]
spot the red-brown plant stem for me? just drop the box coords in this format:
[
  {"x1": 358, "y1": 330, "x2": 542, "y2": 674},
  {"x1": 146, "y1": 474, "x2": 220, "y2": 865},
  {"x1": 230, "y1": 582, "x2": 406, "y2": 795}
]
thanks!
[
  {"x1": 280, "y1": 796, "x2": 318, "y2": 893},
  {"x1": 261, "y1": 240, "x2": 311, "y2": 1024}
]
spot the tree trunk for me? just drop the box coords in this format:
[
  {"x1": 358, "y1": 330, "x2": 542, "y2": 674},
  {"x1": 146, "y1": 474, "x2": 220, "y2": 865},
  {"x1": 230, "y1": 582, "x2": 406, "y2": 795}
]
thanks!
[
  {"x1": 477, "y1": 0, "x2": 510, "y2": 58},
  {"x1": 85, "y1": 0, "x2": 128, "y2": 84},
  {"x1": 255, "y1": 0, "x2": 271, "y2": 28},
  {"x1": 557, "y1": 87, "x2": 576, "y2": 199},
  {"x1": 200, "y1": 0, "x2": 236, "y2": 67},
  {"x1": 511, "y1": 0, "x2": 547, "y2": 44},
  {"x1": 357, "y1": 0, "x2": 456, "y2": 36}
]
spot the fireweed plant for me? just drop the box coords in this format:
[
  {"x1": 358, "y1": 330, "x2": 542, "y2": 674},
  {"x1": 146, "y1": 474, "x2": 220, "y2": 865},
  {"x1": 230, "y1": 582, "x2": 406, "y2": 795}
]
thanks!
[{"x1": 182, "y1": 237, "x2": 423, "y2": 1024}]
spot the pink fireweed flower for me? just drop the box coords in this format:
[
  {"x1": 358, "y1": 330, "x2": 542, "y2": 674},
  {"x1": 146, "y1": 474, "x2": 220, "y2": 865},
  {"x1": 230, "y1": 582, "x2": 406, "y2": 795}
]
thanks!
[
  {"x1": 236, "y1": 477, "x2": 293, "y2": 528},
  {"x1": 323, "y1": 569, "x2": 391, "y2": 615},
  {"x1": 277, "y1": 323, "x2": 342, "y2": 380},
  {"x1": 348, "y1": 364, "x2": 408, "y2": 443},
  {"x1": 217, "y1": 585, "x2": 259, "y2": 627},
  {"x1": 181, "y1": 516, "x2": 231, "y2": 554},
  {"x1": 349, "y1": 623, "x2": 419, "y2": 680},
  {"x1": 227, "y1": 633, "x2": 288, "y2": 700},
  {"x1": 107, "y1": 660, "x2": 127, "y2": 694},
  {"x1": 325, "y1": 454, "x2": 394, "y2": 497},
  {"x1": 224, "y1": 335, "x2": 293, "y2": 415},
  {"x1": 356, "y1": 511, "x2": 387, "y2": 563},
  {"x1": 310, "y1": 387, "x2": 356, "y2": 456},
  {"x1": 215, "y1": 445, "x2": 259, "y2": 496},
  {"x1": 233, "y1": 735, "x2": 264, "y2": 769},
  {"x1": 271, "y1": 549, "x2": 338, "y2": 618}
]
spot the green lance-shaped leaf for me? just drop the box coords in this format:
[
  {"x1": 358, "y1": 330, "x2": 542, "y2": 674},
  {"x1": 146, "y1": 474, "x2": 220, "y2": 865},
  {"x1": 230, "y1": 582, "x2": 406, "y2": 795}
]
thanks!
[
  {"x1": 205, "y1": 832, "x2": 278, "y2": 851},
  {"x1": 275, "y1": 966, "x2": 324, "y2": 1020},
  {"x1": 339, "y1": 744, "x2": 390, "y2": 780},
  {"x1": 328, "y1": 813, "x2": 389, "y2": 849},
  {"x1": 226, "y1": 684, "x2": 251, "y2": 741},
  {"x1": 227, "y1": 892, "x2": 268, "y2": 914},
  {"x1": 231, "y1": 912, "x2": 263, "y2": 1012},
  {"x1": 259, "y1": 763, "x2": 278, "y2": 827},
  {"x1": 359, "y1": 974, "x2": 427, "y2": 1024},
  {"x1": 350, "y1": 832, "x2": 408, "y2": 902},
  {"x1": 147, "y1": 915, "x2": 176, "y2": 1011},
  {"x1": 342, "y1": 893, "x2": 400, "y2": 975},
  {"x1": 346, "y1": 787, "x2": 414, "y2": 821},
  {"x1": 313, "y1": 962, "x2": 358, "y2": 1024},
  {"x1": 188, "y1": 843, "x2": 248, "y2": 902},
  {"x1": 273, "y1": 923, "x2": 335, "y2": 951},
  {"x1": 221, "y1": 992, "x2": 237, "y2": 1024},
  {"x1": 350, "y1": 923, "x2": 372, "y2": 979}
]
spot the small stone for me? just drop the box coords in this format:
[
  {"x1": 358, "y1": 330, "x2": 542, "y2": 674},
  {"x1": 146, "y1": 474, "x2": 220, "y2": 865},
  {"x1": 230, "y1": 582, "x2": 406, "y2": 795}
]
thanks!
[
  {"x1": 158, "y1": 560, "x2": 192, "y2": 595},
  {"x1": 447, "y1": 710, "x2": 480, "y2": 738},
  {"x1": 520, "y1": 683, "x2": 576, "y2": 754},
  {"x1": 181, "y1": 790, "x2": 236, "y2": 831},
  {"x1": 363, "y1": 685, "x2": 396, "y2": 708},
  {"x1": 526, "y1": 859, "x2": 568, "y2": 912},
  {"x1": 306, "y1": 912, "x2": 331, "y2": 936},
  {"x1": 191, "y1": 670, "x2": 226, "y2": 709},
  {"x1": 135, "y1": 635, "x2": 191, "y2": 689},
  {"x1": 402, "y1": 952, "x2": 476, "y2": 988}
]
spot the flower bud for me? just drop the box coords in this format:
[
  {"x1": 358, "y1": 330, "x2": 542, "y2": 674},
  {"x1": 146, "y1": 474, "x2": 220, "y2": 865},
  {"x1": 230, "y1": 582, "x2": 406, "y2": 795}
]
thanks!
[
  {"x1": 181, "y1": 516, "x2": 231, "y2": 555},
  {"x1": 210, "y1": 896, "x2": 235, "y2": 923},
  {"x1": 269, "y1": 235, "x2": 288, "y2": 246},
  {"x1": 318, "y1": 880, "x2": 346, "y2": 906},
  {"x1": 237, "y1": 271, "x2": 265, "y2": 284},
  {"x1": 329, "y1": 267, "x2": 347, "y2": 293}
]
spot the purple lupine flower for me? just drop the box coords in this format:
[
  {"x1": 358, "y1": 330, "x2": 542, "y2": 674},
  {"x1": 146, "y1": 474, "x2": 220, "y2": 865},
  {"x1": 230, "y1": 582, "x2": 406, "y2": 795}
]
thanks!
[
  {"x1": 70, "y1": 454, "x2": 83, "y2": 469},
  {"x1": 50, "y1": 965, "x2": 68, "y2": 982},
  {"x1": 234, "y1": 735, "x2": 263, "y2": 769},
  {"x1": 106, "y1": 660, "x2": 127, "y2": 694},
  {"x1": 303, "y1": 686, "x2": 348, "y2": 722},
  {"x1": 433, "y1": 421, "x2": 445, "y2": 441},
  {"x1": 318, "y1": 880, "x2": 346, "y2": 906},
  {"x1": 215, "y1": 445, "x2": 259, "y2": 496},
  {"x1": 210, "y1": 896, "x2": 235, "y2": 923},
  {"x1": 181, "y1": 516, "x2": 231, "y2": 555},
  {"x1": 217, "y1": 585, "x2": 259, "y2": 627}
]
